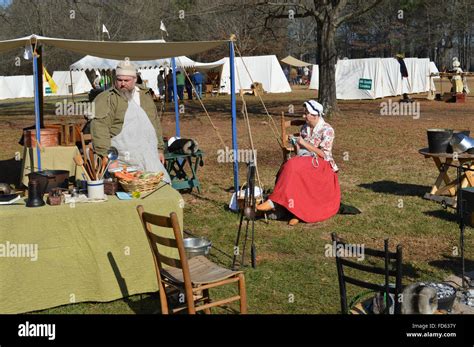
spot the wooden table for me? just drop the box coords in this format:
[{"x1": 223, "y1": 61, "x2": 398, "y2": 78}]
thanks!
[{"x1": 419, "y1": 148, "x2": 474, "y2": 208}]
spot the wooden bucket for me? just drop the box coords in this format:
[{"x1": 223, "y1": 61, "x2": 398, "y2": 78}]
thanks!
[{"x1": 24, "y1": 128, "x2": 60, "y2": 148}]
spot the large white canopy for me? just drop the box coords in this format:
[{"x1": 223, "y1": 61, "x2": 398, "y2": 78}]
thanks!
[
  {"x1": 218, "y1": 55, "x2": 292, "y2": 94},
  {"x1": 70, "y1": 55, "x2": 224, "y2": 71},
  {"x1": 0, "y1": 35, "x2": 228, "y2": 60},
  {"x1": 309, "y1": 57, "x2": 439, "y2": 99}
]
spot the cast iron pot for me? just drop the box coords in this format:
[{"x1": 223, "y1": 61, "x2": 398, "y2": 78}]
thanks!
[{"x1": 27, "y1": 170, "x2": 69, "y2": 194}]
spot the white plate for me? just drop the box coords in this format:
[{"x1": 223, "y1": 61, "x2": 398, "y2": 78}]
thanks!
[{"x1": 109, "y1": 166, "x2": 139, "y2": 173}]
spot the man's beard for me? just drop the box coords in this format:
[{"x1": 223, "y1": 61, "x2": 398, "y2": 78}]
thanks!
[{"x1": 118, "y1": 88, "x2": 134, "y2": 101}]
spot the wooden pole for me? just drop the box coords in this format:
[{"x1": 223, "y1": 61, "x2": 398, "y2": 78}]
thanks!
[{"x1": 37, "y1": 45, "x2": 44, "y2": 128}]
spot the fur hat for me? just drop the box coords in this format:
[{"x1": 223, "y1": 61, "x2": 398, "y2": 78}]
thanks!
[{"x1": 116, "y1": 60, "x2": 137, "y2": 77}]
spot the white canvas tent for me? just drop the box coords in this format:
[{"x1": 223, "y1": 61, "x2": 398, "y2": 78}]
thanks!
[
  {"x1": 309, "y1": 57, "x2": 438, "y2": 99},
  {"x1": 0, "y1": 75, "x2": 34, "y2": 100},
  {"x1": 309, "y1": 64, "x2": 319, "y2": 90},
  {"x1": 51, "y1": 71, "x2": 92, "y2": 95},
  {"x1": 218, "y1": 55, "x2": 292, "y2": 94},
  {"x1": 0, "y1": 76, "x2": 14, "y2": 99}
]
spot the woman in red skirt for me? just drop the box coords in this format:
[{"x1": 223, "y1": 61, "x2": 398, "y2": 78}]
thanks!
[{"x1": 257, "y1": 100, "x2": 340, "y2": 226}]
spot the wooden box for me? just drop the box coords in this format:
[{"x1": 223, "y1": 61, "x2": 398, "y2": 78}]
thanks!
[{"x1": 24, "y1": 128, "x2": 60, "y2": 148}]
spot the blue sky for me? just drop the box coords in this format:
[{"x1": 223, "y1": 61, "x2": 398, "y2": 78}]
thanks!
[{"x1": 0, "y1": 0, "x2": 11, "y2": 7}]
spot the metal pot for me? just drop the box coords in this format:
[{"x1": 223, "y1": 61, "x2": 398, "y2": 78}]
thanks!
[
  {"x1": 27, "y1": 170, "x2": 69, "y2": 194},
  {"x1": 427, "y1": 129, "x2": 453, "y2": 153},
  {"x1": 449, "y1": 133, "x2": 474, "y2": 153}
]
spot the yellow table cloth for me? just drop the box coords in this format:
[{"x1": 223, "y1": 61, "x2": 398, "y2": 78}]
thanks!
[{"x1": 0, "y1": 184, "x2": 182, "y2": 314}]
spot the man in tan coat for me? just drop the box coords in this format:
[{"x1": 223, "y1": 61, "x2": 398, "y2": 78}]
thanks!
[{"x1": 91, "y1": 60, "x2": 169, "y2": 180}]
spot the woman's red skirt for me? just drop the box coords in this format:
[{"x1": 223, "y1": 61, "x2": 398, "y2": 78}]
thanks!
[{"x1": 268, "y1": 156, "x2": 340, "y2": 223}]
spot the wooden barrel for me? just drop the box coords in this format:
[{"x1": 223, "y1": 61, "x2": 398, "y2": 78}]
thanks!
[{"x1": 24, "y1": 128, "x2": 60, "y2": 148}]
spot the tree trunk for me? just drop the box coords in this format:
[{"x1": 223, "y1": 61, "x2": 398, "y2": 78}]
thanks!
[{"x1": 316, "y1": 18, "x2": 339, "y2": 117}]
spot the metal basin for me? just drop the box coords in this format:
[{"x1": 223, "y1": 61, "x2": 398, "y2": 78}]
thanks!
[
  {"x1": 450, "y1": 133, "x2": 474, "y2": 153},
  {"x1": 183, "y1": 237, "x2": 212, "y2": 258}
]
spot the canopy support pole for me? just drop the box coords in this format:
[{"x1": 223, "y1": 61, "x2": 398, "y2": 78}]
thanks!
[
  {"x1": 32, "y1": 43, "x2": 42, "y2": 170},
  {"x1": 37, "y1": 45, "x2": 44, "y2": 128},
  {"x1": 229, "y1": 40, "x2": 239, "y2": 192},
  {"x1": 171, "y1": 57, "x2": 180, "y2": 137}
]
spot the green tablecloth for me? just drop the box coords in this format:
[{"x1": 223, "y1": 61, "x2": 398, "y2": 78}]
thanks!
[
  {"x1": 21, "y1": 146, "x2": 85, "y2": 186},
  {"x1": 0, "y1": 184, "x2": 183, "y2": 314}
]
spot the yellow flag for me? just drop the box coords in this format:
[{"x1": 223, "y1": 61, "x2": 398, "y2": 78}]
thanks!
[{"x1": 43, "y1": 66, "x2": 58, "y2": 94}]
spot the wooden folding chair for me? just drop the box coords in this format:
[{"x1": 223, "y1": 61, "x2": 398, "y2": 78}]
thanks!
[{"x1": 136, "y1": 205, "x2": 248, "y2": 314}]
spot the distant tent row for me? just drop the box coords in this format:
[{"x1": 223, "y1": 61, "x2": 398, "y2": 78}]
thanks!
[
  {"x1": 69, "y1": 54, "x2": 291, "y2": 95},
  {"x1": 0, "y1": 71, "x2": 92, "y2": 100},
  {"x1": 309, "y1": 57, "x2": 439, "y2": 100}
]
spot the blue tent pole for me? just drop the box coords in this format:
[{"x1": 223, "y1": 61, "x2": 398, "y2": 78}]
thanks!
[
  {"x1": 32, "y1": 46, "x2": 42, "y2": 171},
  {"x1": 171, "y1": 57, "x2": 180, "y2": 137},
  {"x1": 229, "y1": 41, "x2": 239, "y2": 192}
]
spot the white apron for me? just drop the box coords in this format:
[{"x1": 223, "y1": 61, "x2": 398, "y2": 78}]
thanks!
[{"x1": 111, "y1": 99, "x2": 170, "y2": 183}]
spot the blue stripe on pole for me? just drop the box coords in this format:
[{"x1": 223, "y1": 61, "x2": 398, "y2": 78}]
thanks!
[
  {"x1": 229, "y1": 41, "x2": 239, "y2": 192},
  {"x1": 171, "y1": 57, "x2": 180, "y2": 137},
  {"x1": 32, "y1": 49, "x2": 42, "y2": 171}
]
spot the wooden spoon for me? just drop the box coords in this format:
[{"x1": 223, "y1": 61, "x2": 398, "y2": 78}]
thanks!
[
  {"x1": 74, "y1": 154, "x2": 92, "y2": 181},
  {"x1": 99, "y1": 157, "x2": 108, "y2": 180}
]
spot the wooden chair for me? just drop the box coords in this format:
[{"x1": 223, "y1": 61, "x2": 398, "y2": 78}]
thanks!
[
  {"x1": 331, "y1": 232, "x2": 403, "y2": 314},
  {"x1": 136, "y1": 205, "x2": 248, "y2": 314},
  {"x1": 280, "y1": 111, "x2": 306, "y2": 163}
]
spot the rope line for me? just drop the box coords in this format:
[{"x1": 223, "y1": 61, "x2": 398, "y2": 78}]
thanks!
[
  {"x1": 176, "y1": 57, "x2": 228, "y2": 149},
  {"x1": 233, "y1": 44, "x2": 283, "y2": 147}
]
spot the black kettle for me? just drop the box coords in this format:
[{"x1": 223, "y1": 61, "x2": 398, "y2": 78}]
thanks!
[{"x1": 26, "y1": 179, "x2": 46, "y2": 207}]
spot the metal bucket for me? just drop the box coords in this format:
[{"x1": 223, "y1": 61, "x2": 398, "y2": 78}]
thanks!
[
  {"x1": 447, "y1": 130, "x2": 471, "y2": 153},
  {"x1": 449, "y1": 133, "x2": 474, "y2": 153},
  {"x1": 427, "y1": 129, "x2": 453, "y2": 153},
  {"x1": 183, "y1": 237, "x2": 212, "y2": 259}
]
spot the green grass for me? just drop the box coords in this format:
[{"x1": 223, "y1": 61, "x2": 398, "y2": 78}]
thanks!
[{"x1": 2, "y1": 88, "x2": 473, "y2": 314}]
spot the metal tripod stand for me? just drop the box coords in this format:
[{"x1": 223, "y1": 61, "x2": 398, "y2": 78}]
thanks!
[
  {"x1": 232, "y1": 161, "x2": 257, "y2": 270},
  {"x1": 443, "y1": 161, "x2": 473, "y2": 289},
  {"x1": 455, "y1": 162, "x2": 473, "y2": 289}
]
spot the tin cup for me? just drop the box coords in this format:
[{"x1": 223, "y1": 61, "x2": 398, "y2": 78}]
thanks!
[{"x1": 87, "y1": 179, "x2": 104, "y2": 200}]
